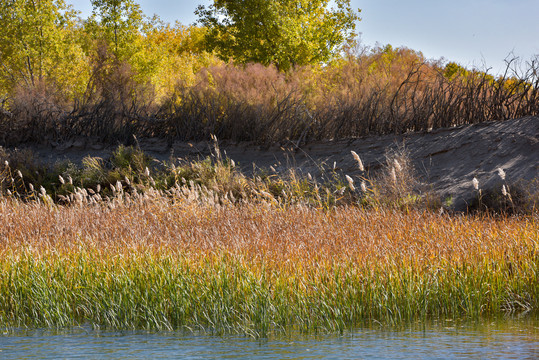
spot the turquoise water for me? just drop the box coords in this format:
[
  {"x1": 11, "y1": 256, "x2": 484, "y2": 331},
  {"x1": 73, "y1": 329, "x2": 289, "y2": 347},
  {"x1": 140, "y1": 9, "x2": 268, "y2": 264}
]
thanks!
[{"x1": 1, "y1": 319, "x2": 537, "y2": 359}]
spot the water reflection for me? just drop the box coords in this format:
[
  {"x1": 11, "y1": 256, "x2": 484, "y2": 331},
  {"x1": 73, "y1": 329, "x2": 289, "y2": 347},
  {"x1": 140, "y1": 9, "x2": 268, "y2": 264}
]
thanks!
[{"x1": 1, "y1": 318, "x2": 537, "y2": 359}]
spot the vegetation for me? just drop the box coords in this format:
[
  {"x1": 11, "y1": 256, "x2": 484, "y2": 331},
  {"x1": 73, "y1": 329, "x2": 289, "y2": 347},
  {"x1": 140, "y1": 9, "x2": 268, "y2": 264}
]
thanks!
[
  {"x1": 0, "y1": 184, "x2": 537, "y2": 336},
  {"x1": 0, "y1": 1, "x2": 537, "y2": 337},
  {"x1": 195, "y1": 0, "x2": 360, "y2": 70},
  {"x1": 1, "y1": 140, "x2": 537, "y2": 213},
  {"x1": 0, "y1": 144, "x2": 537, "y2": 336},
  {"x1": 0, "y1": 143, "x2": 420, "y2": 210},
  {"x1": 0, "y1": 1, "x2": 538, "y2": 146}
]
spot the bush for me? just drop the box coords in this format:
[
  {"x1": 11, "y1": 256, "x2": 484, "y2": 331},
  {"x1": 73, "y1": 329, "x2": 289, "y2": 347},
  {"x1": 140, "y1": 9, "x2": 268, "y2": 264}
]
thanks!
[{"x1": 469, "y1": 179, "x2": 539, "y2": 215}]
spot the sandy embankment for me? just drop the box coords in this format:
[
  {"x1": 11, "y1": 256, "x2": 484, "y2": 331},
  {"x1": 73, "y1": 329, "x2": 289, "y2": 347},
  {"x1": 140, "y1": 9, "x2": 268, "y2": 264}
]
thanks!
[{"x1": 16, "y1": 116, "x2": 539, "y2": 210}]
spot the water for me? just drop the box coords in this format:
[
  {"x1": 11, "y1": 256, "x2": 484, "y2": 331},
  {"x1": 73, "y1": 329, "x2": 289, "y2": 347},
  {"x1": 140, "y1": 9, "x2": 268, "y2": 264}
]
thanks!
[{"x1": 1, "y1": 319, "x2": 537, "y2": 359}]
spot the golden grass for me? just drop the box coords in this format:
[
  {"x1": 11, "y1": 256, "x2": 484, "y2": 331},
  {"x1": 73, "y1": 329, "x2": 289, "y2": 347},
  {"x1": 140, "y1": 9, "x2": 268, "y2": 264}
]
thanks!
[{"x1": 0, "y1": 197, "x2": 537, "y2": 335}]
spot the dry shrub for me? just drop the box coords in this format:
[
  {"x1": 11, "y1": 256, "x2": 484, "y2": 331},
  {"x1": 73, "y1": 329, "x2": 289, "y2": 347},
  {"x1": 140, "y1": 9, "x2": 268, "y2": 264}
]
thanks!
[
  {"x1": 304, "y1": 49, "x2": 539, "y2": 140},
  {"x1": 304, "y1": 46, "x2": 431, "y2": 138},
  {"x1": 469, "y1": 179, "x2": 539, "y2": 215},
  {"x1": 0, "y1": 46, "x2": 161, "y2": 145},
  {"x1": 2, "y1": 46, "x2": 539, "y2": 146},
  {"x1": 161, "y1": 63, "x2": 311, "y2": 143},
  {"x1": 68, "y1": 43, "x2": 160, "y2": 143},
  {"x1": 1, "y1": 80, "x2": 70, "y2": 145},
  {"x1": 158, "y1": 49, "x2": 539, "y2": 145}
]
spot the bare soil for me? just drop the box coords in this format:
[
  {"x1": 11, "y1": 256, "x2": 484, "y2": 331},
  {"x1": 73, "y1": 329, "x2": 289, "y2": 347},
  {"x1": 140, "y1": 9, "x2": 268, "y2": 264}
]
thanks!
[{"x1": 8, "y1": 116, "x2": 539, "y2": 210}]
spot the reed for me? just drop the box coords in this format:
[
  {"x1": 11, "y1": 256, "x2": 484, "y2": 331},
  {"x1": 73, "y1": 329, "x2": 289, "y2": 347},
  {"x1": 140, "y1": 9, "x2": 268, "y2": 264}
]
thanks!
[{"x1": 0, "y1": 197, "x2": 536, "y2": 336}]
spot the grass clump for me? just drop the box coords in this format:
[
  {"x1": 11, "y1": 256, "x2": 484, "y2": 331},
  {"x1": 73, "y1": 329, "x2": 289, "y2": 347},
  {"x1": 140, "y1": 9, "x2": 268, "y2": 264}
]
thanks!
[{"x1": 469, "y1": 170, "x2": 538, "y2": 215}]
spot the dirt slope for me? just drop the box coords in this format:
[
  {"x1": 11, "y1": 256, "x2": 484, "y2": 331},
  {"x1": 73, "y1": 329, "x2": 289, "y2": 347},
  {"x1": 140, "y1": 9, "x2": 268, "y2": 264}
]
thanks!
[{"x1": 19, "y1": 116, "x2": 539, "y2": 211}]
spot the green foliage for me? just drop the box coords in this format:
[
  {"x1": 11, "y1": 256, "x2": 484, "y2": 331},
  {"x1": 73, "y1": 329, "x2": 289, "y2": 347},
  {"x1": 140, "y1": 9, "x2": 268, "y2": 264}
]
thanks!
[
  {"x1": 444, "y1": 62, "x2": 468, "y2": 80},
  {"x1": 86, "y1": 0, "x2": 162, "y2": 90},
  {"x1": 0, "y1": 1, "x2": 537, "y2": 147},
  {"x1": 88, "y1": 0, "x2": 145, "y2": 60},
  {"x1": 143, "y1": 22, "x2": 222, "y2": 99},
  {"x1": 196, "y1": 0, "x2": 360, "y2": 71},
  {"x1": 0, "y1": 0, "x2": 88, "y2": 97}
]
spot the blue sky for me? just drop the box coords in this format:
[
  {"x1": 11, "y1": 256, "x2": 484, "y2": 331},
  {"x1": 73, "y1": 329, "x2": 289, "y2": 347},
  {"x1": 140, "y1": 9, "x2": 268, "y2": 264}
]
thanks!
[{"x1": 69, "y1": 0, "x2": 539, "y2": 73}]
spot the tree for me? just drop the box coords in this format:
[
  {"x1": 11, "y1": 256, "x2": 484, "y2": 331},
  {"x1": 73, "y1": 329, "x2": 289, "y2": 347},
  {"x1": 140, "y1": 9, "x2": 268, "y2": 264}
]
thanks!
[
  {"x1": 0, "y1": 0, "x2": 87, "y2": 94},
  {"x1": 88, "y1": 0, "x2": 145, "y2": 61},
  {"x1": 86, "y1": 0, "x2": 170, "y2": 92},
  {"x1": 196, "y1": 0, "x2": 360, "y2": 71},
  {"x1": 144, "y1": 22, "x2": 221, "y2": 97}
]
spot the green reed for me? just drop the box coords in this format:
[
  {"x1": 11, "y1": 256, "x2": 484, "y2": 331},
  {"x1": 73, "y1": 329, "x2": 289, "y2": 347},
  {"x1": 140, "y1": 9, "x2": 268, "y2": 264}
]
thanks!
[{"x1": 1, "y1": 248, "x2": 536, "y2": 337}]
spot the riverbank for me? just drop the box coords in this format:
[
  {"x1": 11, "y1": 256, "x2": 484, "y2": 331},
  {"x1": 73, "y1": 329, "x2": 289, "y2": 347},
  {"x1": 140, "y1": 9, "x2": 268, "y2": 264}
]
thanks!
[{"x1": 2, "y1": 116, "x2": 538, "y2": 212}]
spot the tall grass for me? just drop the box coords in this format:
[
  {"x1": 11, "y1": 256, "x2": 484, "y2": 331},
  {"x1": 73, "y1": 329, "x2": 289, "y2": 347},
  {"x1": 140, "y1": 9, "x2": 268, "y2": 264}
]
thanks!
[
  {"x1": 1, "y1": 143, "x2": 537, "y2": 214},
  {"x1": 0, "y1": 142, "x2": 536, "y2": 336},
  {"x1": 0, "y1": 195, "x2": 537, "y2": 336}
]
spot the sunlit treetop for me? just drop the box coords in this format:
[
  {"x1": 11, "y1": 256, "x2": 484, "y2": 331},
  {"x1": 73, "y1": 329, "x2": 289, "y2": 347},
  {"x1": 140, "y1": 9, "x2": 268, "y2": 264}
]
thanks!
[{"x1": 196, "y1": 0, "x2": 361, "y2": 71}]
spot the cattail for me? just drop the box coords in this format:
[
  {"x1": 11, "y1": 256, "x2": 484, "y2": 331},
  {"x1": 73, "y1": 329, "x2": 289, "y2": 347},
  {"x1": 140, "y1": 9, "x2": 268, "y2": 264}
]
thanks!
[
  {"x1": 345, "y1": 175, "x2": 355, "y2": 191},
  {"x1": 351, "y1": 151, "x2": 365, "y2": 172},
  {"x1": 390, "y1": 168, "x2": 397, "y2": 183},
  {"x1": 472, "y1": 177, "x2": 479, "y2": 190},
  {"x1": 497, "y1": 168, "x2": 506, "y2": 181},
  {"x1": 16, "y1": 170, "x2": 23, "y2": 178},
  {"x1": 394, "y1": 159, "x2": 402, "y2": 172},
  {"x1": 501, "y1": 185, "x2": 508, "y2": 196},
  {"x1": 360, "y1": 181, "x2": 367, "y2": 192}
]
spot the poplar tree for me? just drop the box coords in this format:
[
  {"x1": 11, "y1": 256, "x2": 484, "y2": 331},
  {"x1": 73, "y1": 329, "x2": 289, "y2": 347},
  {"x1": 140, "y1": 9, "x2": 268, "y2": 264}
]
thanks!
[
  {"x1": 0, "y1": 0, "x2": 85, "y2": 93},
  {"x1": 196, "y1": 0, "x2": 360, "y2": 71},
  {"x1": 88, "y1": 0, "x2": 145, "y2": 61}
]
